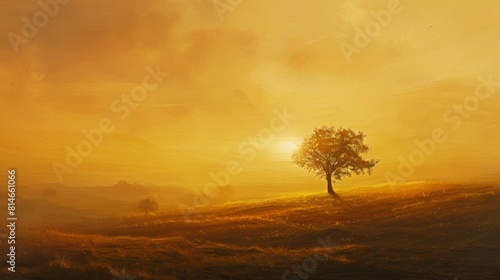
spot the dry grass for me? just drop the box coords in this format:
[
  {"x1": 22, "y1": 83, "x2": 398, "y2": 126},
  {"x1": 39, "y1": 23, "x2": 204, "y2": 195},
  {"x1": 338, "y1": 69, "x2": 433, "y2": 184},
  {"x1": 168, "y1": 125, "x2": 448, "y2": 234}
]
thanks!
[{"x1": 1, "y1": 182, "x2": 499, "y2": 279}]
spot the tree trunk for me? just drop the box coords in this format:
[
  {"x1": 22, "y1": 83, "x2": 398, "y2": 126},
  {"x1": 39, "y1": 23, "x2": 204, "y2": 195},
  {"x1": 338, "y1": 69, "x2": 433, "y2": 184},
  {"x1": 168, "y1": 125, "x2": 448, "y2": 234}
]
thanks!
[
  {"x1": 326, "y1": 175, "x2": 335, "y2": 195},
  {"x1": 326, "y1": 175, "x2": 342, "y2": 200}
]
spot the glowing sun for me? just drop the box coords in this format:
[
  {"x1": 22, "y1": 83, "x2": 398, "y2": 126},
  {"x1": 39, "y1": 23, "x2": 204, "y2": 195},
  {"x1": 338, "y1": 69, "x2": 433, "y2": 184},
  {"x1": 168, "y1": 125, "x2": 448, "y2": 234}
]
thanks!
[{"x1": 280, "y1": 140, "x2": 299, "y2": 154}]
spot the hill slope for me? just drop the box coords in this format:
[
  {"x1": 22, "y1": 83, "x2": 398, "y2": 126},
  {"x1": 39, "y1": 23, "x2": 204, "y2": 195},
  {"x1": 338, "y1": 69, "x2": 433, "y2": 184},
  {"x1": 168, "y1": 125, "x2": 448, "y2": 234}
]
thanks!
[{"x1": 3, "y1": 182, "x2": 500, "y2": 279}]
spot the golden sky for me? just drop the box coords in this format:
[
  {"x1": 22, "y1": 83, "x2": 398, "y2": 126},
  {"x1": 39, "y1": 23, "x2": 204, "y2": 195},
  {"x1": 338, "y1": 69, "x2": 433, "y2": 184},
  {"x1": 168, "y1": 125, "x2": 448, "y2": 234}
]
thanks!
[{"x1": 1, "y1": 0, "x2": 499, "y2": 193}]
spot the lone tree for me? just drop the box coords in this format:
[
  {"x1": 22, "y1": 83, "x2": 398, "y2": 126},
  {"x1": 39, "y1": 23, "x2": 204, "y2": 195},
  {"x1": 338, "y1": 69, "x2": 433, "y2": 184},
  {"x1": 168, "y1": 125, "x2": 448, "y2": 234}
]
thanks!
[
  {"x1": 292, "y1": 126, "x2": 377, "y2": 197},
  {"x1": 137, "y1": 198, "x2": 159, "y2": 216}
]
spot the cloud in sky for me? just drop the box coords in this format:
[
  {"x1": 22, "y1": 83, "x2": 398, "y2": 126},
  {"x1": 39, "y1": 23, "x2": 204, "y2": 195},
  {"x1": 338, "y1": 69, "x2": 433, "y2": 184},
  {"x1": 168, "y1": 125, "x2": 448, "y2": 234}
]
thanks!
[{"x1": 1, "y1": 0, "x2": 499, "y2": 191}]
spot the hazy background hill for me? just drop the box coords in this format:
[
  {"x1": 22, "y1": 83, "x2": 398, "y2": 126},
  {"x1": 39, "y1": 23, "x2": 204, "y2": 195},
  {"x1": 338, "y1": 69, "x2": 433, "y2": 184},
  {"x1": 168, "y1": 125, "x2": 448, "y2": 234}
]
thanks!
[{"x1": 3, "y1": 181, "x2": 246, "y2": 225}]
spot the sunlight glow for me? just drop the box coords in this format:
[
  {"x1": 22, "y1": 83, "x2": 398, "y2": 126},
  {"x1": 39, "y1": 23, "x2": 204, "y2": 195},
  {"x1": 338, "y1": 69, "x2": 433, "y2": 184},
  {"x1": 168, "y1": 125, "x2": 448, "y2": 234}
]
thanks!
[{"x1": 281, "y1": 141, "x2": 299, "y2": 155}]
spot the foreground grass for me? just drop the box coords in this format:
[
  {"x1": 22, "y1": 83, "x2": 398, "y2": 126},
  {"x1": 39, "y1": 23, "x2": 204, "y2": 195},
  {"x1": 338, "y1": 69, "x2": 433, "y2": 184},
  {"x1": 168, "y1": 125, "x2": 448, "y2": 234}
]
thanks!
[{"x1": 1, "y1": 182, "x2": 499, "y2": 279}]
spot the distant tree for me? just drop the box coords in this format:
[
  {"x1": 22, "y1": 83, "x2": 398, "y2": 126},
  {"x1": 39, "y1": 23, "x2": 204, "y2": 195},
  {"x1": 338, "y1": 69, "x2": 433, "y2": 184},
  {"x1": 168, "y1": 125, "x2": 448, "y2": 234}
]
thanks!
[
  {"x1": 292, "y1": 126, "x2": 378, "y2": 197},
  {"x1": 137, "y1": 198, "x2": 159, "y2": 216}
]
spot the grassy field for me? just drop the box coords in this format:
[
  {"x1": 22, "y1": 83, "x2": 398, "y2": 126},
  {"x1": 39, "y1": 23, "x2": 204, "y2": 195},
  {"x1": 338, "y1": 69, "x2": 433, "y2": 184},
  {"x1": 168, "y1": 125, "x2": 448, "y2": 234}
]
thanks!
[{"x1": 1, "y1": 182, "x2": 499, "y2": 279}]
